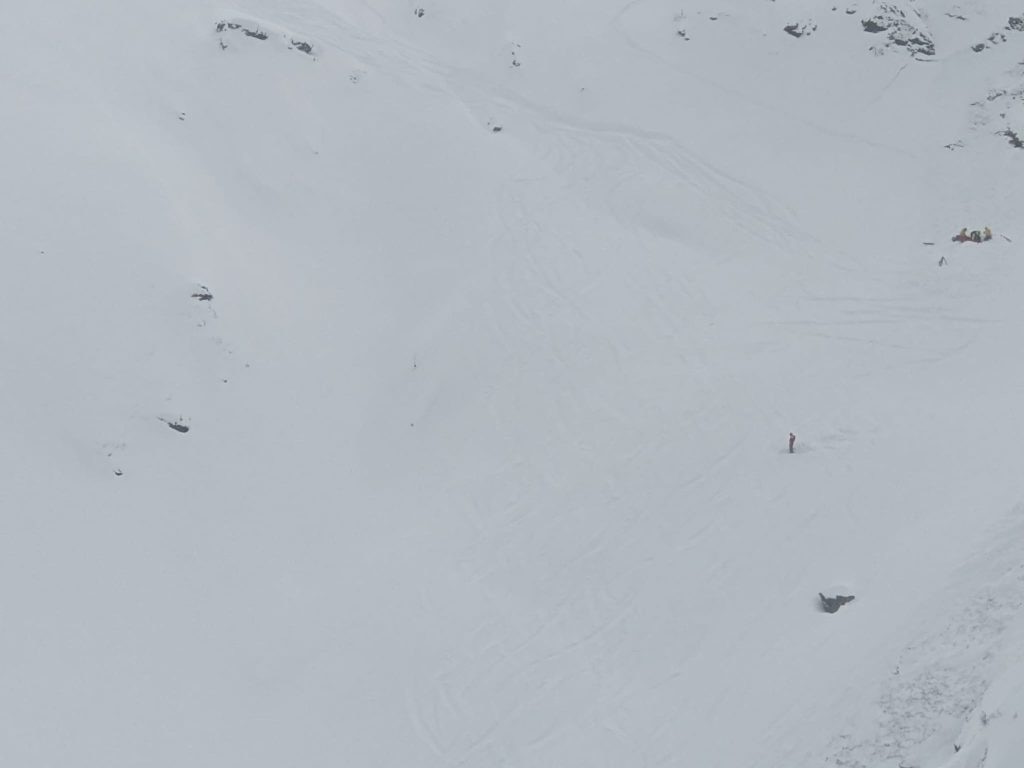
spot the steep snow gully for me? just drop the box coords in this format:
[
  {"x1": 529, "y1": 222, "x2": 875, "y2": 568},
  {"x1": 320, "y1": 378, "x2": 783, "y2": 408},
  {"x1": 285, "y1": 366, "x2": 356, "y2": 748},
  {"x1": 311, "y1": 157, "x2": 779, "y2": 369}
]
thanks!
[{"x1": 2, "y1": 0, "x2": 1023, "y2": 766}]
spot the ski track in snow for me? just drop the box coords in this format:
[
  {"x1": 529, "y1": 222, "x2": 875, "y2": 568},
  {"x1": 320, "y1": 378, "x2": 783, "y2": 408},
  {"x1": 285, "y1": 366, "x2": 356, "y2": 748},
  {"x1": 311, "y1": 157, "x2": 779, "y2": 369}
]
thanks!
[
  {"x1": 826, "y1": 507, "x2": 1024, "y2": 768},
  {"x1": 4, "y1": 1, "x2": 1024, "y2": 767}
]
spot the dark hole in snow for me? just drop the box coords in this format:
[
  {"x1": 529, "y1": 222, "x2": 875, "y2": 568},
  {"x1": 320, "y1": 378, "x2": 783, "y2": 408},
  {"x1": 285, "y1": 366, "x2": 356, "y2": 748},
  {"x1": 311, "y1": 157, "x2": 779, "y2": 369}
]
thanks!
[
  {"x1": 492, "y1": 125, "x2": 503, "y2": 132},
  {"x1": 819, "y1": 593, "x2": 855, "y2": 614}
]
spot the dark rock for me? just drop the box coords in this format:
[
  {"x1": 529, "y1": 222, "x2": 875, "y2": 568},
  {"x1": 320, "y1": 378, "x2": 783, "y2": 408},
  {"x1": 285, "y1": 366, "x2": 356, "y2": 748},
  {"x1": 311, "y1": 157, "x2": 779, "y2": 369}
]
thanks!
[
  {"x1": 217, "y1": 21, "x2": 270, "y2": 42},
  {"x1": 414, "y1": 7, "x2": 425, "y2": 17},
  {"x1": 1000, "y1": 129, "x2": 1024, "y2": 149},
  {"x1": 819, "y1": 593, "x2": 855, "y2": 613},
  {"x1": 860, "y1": 5, "x2": 934, "y2": 58},
  {"x1": 167, "y1": 422, "x2": 190, "y2": 434},
  {"x1": 291, "y1": 40, "x2": 313, "y2": 54},
  {"x1": 1008, "y1": 16, "x2": 1024, "y2": 32},
  {"x1": 971, "y1": 31, "x2": 1010, "y2": 52},
  {"x1": 904, "y1": 36, "x2": 935, "y2": 55},
  {"x1": 784, "y1": 22, "x2": 817, "y2": 38}
]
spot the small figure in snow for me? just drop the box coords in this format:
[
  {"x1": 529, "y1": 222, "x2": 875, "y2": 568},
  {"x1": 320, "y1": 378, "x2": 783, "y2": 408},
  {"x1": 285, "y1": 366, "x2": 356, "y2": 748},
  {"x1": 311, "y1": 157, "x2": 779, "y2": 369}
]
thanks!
[
  {"x1": 938, "y1": 255, "x2": 947, "y2": 266},
  {"x1": 970, "y1": 230, "x2": 982, "y2": 243},
  {"x1": 789, "y1": 433, "x2": 796, "y2": 454},
  {"x1": 983, "y1": 226, "x2": 992, "y2": 241},
  {"x1": 953, "y1": 228, "x2": 969, "y2": 243}
]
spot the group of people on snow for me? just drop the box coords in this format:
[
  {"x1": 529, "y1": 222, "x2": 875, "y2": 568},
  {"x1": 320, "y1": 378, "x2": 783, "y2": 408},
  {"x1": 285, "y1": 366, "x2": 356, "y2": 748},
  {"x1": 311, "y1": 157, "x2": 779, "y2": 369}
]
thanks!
[{"x1": 952, "y1": 226, "x2": 992, "y2": 243}]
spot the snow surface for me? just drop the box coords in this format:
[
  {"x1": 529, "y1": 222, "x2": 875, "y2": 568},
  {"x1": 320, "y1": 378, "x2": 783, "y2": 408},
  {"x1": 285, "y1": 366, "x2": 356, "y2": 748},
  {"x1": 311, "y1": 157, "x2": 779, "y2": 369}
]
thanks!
[{"x1": 2, "y1": 0, "x2": 1024, "y2": 766}]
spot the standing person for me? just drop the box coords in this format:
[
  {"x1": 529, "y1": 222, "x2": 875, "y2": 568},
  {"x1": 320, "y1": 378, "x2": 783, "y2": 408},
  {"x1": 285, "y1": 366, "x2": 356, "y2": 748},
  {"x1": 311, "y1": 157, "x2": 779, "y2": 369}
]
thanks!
[{"x1": 789, "y1": 433, "x2": 796, "y2": 454}]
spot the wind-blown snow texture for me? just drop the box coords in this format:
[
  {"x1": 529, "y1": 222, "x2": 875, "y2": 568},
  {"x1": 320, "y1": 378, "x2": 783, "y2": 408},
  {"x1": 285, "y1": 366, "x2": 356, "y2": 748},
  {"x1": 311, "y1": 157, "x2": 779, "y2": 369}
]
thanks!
[{"x1": 2, "y1": 1, "x2": 1023, "y2": 766}]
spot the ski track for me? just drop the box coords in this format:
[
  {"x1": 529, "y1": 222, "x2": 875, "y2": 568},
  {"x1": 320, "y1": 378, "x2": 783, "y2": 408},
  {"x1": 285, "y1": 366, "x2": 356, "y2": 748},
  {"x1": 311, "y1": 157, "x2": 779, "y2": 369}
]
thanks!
[
  {"x1": 824, "y1": 507, "x2": 1024, "y2": 768},
  {"x1": 5, "y1": 2, "x2": 1024, "y2": 767}
]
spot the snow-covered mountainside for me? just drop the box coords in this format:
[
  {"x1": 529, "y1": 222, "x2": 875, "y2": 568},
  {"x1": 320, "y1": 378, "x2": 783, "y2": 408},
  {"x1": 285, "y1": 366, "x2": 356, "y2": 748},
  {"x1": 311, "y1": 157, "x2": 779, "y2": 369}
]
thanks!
[{"x1": 2, "y1": 1, "x2": 1023, "y2": 766}]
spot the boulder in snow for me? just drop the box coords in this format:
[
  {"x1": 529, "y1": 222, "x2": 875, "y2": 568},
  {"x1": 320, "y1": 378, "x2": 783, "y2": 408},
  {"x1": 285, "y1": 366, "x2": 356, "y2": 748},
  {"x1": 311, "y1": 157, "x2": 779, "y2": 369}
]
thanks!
[{"x1": 819, "y1": 593, "x2": 855, "y2": 613}]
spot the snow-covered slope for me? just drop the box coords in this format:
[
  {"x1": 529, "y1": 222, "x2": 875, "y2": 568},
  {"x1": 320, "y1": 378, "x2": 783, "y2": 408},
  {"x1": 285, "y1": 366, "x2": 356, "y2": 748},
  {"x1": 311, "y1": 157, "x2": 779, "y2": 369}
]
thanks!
[{"x1": 2, "y1": 1, "x2": 1023, "y2": 766}]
